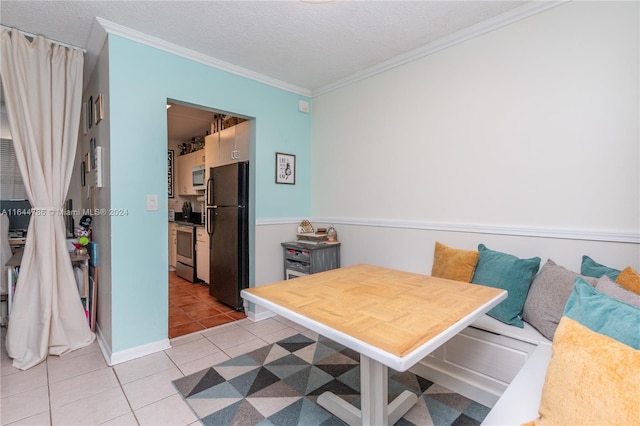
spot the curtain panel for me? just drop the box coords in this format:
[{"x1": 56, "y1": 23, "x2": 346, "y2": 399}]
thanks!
[{"x1": 1, "y1": 27, "x2": 95, "y2": 370}]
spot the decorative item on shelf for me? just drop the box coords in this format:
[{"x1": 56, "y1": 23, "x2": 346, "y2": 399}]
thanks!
[
  {"x1": 298, "y1": 219, "x2": 314, "y2": 234},
  {"x1": 73, "y1": 215, "x2": 92, "y2": 255},
  {"x1": 296, "y1": 220, "x2": 328, "y2": 244},
  {"x1": 326, "y1": 225, "x2": 338, "y2": 243}
]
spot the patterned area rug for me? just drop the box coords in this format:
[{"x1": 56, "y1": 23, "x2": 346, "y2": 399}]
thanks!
[{"x1": 173, "y1": 333, "x2": 489, "y2": 425}]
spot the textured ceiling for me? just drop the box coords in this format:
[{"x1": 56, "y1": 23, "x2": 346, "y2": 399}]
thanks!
[{"x1": 0, "y1": 1, "x2": 533, "y2": 94}]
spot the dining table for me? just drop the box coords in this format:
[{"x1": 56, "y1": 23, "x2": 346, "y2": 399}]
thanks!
[{"x1": 241, "y1": 263, "x2": 507, "y2": 426}]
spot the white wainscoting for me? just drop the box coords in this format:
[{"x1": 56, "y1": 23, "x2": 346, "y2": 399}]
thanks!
[{"x1": 256, "y1": 218, "x2": 639, "y2": 279}]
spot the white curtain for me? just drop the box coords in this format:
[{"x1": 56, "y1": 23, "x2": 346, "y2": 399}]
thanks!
[{"x1": 1, "y1": 27, "x2": 95, "y2": 370}]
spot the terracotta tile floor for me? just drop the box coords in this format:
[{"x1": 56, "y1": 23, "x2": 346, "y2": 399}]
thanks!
[{"x1": 168, "y1": 272, "x2": 246, "y2": 338}]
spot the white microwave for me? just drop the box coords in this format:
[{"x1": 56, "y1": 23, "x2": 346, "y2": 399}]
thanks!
[{"x1": 192, "y1": 165, "x2": 206, "y2": 190}]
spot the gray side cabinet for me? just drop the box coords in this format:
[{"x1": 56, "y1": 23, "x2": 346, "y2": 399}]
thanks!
[{"x1": 281, "y1": 241, "x2": 341, "y2": 279}]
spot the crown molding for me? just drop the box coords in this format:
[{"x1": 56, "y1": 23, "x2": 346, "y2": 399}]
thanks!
[
  {"x1": 84, "y1": 2, "x2": 568, "y2": 99},
  {"x1": 312, "y1": 1, "x2": 569, "y2": 97},
  {"x1": 94, "y1": 17, "x2": 312, "y2": 97}
]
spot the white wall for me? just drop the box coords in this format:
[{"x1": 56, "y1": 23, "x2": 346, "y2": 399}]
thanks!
[
  {"x1": 72, "y1": 40, "x2": 113, "y2": 350},
  {"x1": 311, "y1": 1, "x2": 639, "y2": 271}
]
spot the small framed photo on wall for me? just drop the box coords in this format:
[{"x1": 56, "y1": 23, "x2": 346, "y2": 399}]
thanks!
[
  {"x1": 90, "y1": 137, "x2": 96, "y2": 169},
  {"x1": 82, "y1": 101, "x2": 88, "y2": 135},
  {"x1": 88, "y1": 96, "x2": 93, "y2": 129},
  {"x1": 94, "y1": 94, "x2": 104, "y2": 125},
  {"x1": 275, "y1": 152, "x2": 295, "y2": 185},
  {"x1": 168, "y1": 150, "x2": 175, "y2": 198}
]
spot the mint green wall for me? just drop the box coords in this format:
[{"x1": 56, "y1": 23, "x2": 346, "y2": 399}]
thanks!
[{"x1": 107, "y1": 35, "x2": 311, "y2": 352}]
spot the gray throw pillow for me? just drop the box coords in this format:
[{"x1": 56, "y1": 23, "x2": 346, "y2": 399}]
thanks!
[
  {"x1": 596, "y1": 275, "x2": 640, "y2": 309},
  {"x1": 522, "y1": 259, "x2": 596, "y2": 340}
]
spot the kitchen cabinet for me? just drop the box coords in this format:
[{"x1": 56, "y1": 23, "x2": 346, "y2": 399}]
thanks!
[
  {"x1": 212, "y1": 120, "x2": 250, "y2": 167},
  {"x1": 176, "y1": 151, "x2": 205, "y2": 196},
  {"x1": 234, "y1": 120, "x2": 250, "y2": 162},
  {"x1": 196, "y1": 226, "x2": 209, "y2": 283},
  {"x1": 217, "y1": 126, "x2": 236, "y2": 166},
  {"x1": 204, "y1": 132, "x2": 218, "y2": 184},
  {"x1": 169, "y1": 222, "x2": 177, "y2": 270}
]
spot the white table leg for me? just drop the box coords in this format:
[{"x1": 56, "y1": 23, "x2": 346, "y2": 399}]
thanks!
[
  {"x1": 317, "y1": 354, "x2": 418, "y2": 426},
  {"x1": 360, "y1": 355, "x2": 389, "y2": 425}
]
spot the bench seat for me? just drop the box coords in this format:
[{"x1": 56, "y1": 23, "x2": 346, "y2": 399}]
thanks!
[{"x1": 410, "y1": 314, "x2": 551, "y2": 411}]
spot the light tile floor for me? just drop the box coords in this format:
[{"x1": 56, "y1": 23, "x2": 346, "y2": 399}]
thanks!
[{"x1": 1, "y1": 316, "x2": 308, "y2": 426}]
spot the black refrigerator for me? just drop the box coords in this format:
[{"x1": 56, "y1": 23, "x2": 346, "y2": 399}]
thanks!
[{"x1": 206, "y1": 161, "x2": 249, "y2": 310}]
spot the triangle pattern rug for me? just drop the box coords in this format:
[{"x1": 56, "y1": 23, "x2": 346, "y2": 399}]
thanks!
[{"x1": 173, "y1": 333, "x2": 490, "y2": 426}]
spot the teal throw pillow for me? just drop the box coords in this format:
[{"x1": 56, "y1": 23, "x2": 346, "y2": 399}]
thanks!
[
  {"x1": 471, "y1": 244, "x2": 541, "y2": 327},
  {"x1": 580, "y1": 255, "x2": 620, "y2": 280},
  {"x1": 563, "y1": 277, "x2": 640, "y2": 349}
]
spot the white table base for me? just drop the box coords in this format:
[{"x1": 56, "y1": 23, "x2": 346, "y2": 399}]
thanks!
[{"x1": 317, "y1": 354, "x2": 418, "y2": 426}]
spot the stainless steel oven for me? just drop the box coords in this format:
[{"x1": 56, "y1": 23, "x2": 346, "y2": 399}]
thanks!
[{"x1": 176, "y1": 225, "x2": 196, "y2": 282}]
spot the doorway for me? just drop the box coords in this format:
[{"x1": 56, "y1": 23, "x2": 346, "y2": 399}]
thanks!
[{"x1": 167, "y1": 101, "x2": 248, "y2": 338}]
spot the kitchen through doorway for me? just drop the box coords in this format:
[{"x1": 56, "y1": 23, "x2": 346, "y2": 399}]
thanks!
[
  {"x1": 167, "y1": 101, "x2": 248, "y2": 338},
  {"x1": 168, "y1": 271, "x2": 245, "y2": 338}
]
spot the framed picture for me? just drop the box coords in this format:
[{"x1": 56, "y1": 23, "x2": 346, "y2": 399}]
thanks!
[
  {"x1": 168, "y1": 150, "x2": 175, "y2": 198},
  {"x1": 85, "y1": 152, "x2": 91, "y2": 172},
  {"x1": 88, "y1": 96, "x2": 93, "y2": 129},
  {"x1": 275, "y1": 152, "x2": 296, "y2": 185},
  {"x1": 82, "y1": 101, "x2": 88, "y2": 135},
  {"x1": 90, "y1": 138, "x2": 96, "y2": 169},
  {"x1": 81, "y1": 161, "x2": 86, "y2": 186},
  {"x1": 94, "y1": 94, "x2": 103, "y2": 125}
]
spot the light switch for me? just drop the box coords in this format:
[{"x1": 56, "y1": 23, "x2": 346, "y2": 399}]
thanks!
[{"x1": 146, "y1": 194, "x2": 158, "y2": 211}]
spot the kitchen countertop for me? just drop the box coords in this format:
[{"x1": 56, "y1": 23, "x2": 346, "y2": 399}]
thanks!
[
  {"x1": 173, "y1": 220, "x2": 203, "y2": 227},
  {"x1": 171, "y1": 211, "x2": 203, "y2": 225}
]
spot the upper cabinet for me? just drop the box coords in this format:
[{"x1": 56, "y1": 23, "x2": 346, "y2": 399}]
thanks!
[
  {"x1": 206, "y1": 120, "x2": 250, "y2": 167},
  {"x1": 178, "y1": 119, "x2": 250, "y2": 196},
  {"x1": 234, "y1": 120, "x2": 250, "y2": 163},
  {"x1": 177, "y1": 151, "x2": 202, "y2": 196}
]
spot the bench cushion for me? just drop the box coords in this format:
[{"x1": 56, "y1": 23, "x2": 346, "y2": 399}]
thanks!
[
  {"x1": 431, "y1": 241, "x2": 478, "y2": 282},
  {"x1": 564, "y1": 278, "x2": 640, "y2": 349},
  {"x1": 471, "y1": 314, "x2": 549, "y2": 345},
  {"x1": 471, "y1": 244, "x2": 541, "y2": 327},
  {"x1": 522, "y1": 259, "x2": 596, "y2": 341},
  {"x1": 530, "y1": 317, "x2": 640, "y2": 425}
]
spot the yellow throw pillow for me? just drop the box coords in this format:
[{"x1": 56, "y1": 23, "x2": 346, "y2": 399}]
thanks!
[
  {"x1": 431, "y1": 241, "x2": 479, "y2": 282},
  {"x1": 529, "y1": 316, "x2": 640, "y2": 425},
  {"x1": 616, "y1": 266, "x2": 640, "y2": 295}
]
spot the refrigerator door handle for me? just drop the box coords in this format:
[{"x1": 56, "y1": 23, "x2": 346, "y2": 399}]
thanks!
[
  {"x1": 206, "y1": 175, "x2": 214, "y2": 206},
  {"x1": 207, "y1": 208, "x2": 215, "y2": 248}
]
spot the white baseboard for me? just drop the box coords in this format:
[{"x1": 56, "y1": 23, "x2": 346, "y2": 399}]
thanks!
[{"x1": 95, "y1": 323, "x2": 171, "y2": 366}]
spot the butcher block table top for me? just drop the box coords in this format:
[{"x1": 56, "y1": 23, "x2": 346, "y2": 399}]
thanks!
[{"x1": 242, "y1": 263, "x2": 506, "y2": 371}]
